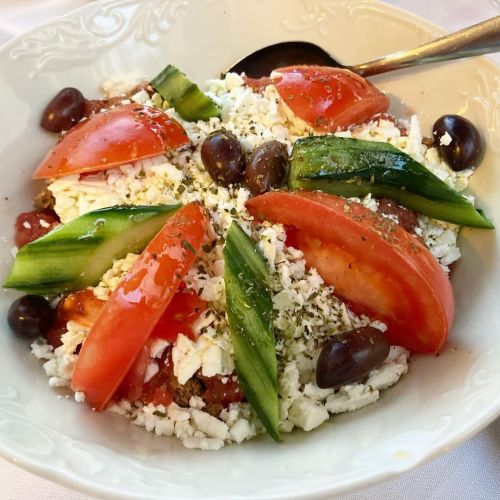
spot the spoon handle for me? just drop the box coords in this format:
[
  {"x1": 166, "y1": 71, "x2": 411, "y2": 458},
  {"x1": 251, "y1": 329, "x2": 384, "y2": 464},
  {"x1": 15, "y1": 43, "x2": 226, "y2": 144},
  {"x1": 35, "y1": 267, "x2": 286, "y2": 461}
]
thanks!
[{"x1": 349, "y1": 16, "x2": 500, "y2": 77}]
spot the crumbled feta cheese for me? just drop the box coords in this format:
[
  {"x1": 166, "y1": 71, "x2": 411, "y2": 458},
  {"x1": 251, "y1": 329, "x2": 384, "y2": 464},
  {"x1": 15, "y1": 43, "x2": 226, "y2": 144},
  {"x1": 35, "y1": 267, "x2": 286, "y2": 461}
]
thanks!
[
  {"x1": 302, "y1": 383, "x2": 335, "y2": 401},
  {"x1": 149, "y1": 338, "x2": 169, "y2": 359},
  {"x1": 288, "y1": 397, "x2": 329, "y2": 431},
  {"x1": 93, "y1": 253, "x2": 139, "y2": 300},
  {"x1": 172, "y1": 334, "x2": 232, "y2": 384},
  {"x1": 229, "y1": 419, "x2": 255, "y2": 444},
  {"x1": 367, "y1": 346, "x2": 409, "y2": 390},
  {"x1": 74, "y1": 391, "x2": 86, "y2": 403},
  {"x1": 191, "y1": 409, "x2": 230, "y2": 440},
  {"x1": 155, "y1": 418, "x2": 175, "y2": 437},
  {"x1": 168, "y1": 403, "x2": 191, "y2": 422},
  {"x1": 189, "y1": 396, "x2": 206, "y2": 410},
  {"x1": 183, "y1": 436, "x2": 225, "y2": 451},
  {"x1": 35, "y1": 72, "x2": 429, "y2": 450},
  {"x1": 439, "y1": 131, "x2": 453, "y2": 146},
  {"x1": 144, "y1": 362, "x2": 160, "y2": 383},
  {"x1": 325, "y1": 384, "x2": 380, "y2": 414},
  {"x1": 35, "y1": 321, "x2": 88, "y2": 388}
]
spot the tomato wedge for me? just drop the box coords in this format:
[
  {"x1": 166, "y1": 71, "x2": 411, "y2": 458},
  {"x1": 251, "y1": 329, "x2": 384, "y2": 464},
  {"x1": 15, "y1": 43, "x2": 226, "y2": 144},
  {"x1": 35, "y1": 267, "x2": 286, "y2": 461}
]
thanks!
[
  {"x1": 33, "y1": 104, "x2": 189, "y2": 179},
  {"x1": 254, "y1": 66, "x2": 389, "y2": 132},
  {"x1": 71, "y1": 202, "x2": 207, "y2": 410},
  {"x1": 247, "y1": 192, "x2": 454, "y2": 354}
]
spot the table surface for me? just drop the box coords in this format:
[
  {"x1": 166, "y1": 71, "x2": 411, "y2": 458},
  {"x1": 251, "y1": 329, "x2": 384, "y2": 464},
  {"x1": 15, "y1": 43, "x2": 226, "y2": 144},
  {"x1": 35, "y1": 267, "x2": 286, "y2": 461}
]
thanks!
[{"x1": 1, "y1": 1, "x2": 499, "y2": 499}]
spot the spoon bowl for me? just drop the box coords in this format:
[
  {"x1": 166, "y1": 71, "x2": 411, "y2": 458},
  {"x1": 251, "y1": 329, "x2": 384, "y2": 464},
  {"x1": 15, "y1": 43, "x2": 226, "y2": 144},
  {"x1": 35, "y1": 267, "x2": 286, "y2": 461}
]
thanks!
[
  {"x1": 229, "y1": 41, "x2": 339, "y2": 78},
  {"x1": 228, "y1": 16, "x2": 500, "y2": 78}
]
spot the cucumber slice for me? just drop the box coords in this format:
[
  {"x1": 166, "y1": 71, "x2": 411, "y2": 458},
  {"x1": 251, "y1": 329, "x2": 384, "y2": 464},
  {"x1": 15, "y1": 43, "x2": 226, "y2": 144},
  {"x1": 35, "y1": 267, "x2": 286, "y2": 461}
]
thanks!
[
  {"x1": 289, "y1": 135, "x2": 493, "y2": 229},
  {"x1": 151, "y1": 65, "x2": 221, "y2": 122},
  {"x1": 224, "y1": 222, "x2": 280, "y2": 442},
  {"x1": 4, "y1": 204, "x2": 181, "y2": 295}
]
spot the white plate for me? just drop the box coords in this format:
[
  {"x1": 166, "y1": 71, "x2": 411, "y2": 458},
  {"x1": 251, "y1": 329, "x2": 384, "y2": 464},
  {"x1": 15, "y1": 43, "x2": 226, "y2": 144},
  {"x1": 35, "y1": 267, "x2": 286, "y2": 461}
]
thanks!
[{"x1": 0, "y1": 1, "x2": 499, "y2": 498}]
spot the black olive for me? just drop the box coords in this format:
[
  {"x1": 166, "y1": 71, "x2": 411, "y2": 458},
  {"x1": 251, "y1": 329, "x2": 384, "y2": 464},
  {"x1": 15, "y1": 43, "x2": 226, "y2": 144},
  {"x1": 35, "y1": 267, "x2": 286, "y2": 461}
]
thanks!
[
  {"x1": 40, "y1": 87, "x2": 86, "y2": 133},
  {"x1": 316, "y1": 326, "x2": 390, "y2": 389},
  {"x1": 433, "y1": 114, "x2": 481, "y2": 171},
  {"x1": 245, "y1": 141, "x2": 288, "y2": 195},
  {"x1": 7, "y1": 295, "x2": 54, "y2": 340},
  {"x1": 200, "y1": 130, "x2": 245, "y2": 186}
]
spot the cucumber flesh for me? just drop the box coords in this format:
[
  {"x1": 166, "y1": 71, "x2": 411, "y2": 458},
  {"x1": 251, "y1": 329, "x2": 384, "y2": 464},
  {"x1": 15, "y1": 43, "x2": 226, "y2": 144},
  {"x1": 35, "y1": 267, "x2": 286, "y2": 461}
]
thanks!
[
  {"x1": 4, "y1": 204, "x2": 180, "y2": 294},
  {"x1": 223, "y1": 222, "x2": 280, "y2": 441},
  {"x1": 289, "y1": 135, "x2": 493, "y2": 229},
  {"x1": 151, "y1": 65, "x2": 221, "y2": 122}
]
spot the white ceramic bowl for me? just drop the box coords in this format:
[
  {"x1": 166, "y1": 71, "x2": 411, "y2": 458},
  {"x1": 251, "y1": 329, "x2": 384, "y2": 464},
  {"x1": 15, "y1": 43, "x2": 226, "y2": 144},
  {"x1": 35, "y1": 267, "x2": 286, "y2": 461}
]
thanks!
[{"x1": 0, "y1": 1, "x2": 499, "y2": 498}]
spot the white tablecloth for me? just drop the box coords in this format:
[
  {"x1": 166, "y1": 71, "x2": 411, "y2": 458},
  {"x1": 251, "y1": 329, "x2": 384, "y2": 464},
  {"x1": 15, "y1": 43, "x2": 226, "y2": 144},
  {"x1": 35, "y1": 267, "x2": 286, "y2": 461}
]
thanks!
[{"x1": 1, "y1": 1, "x2": 499, "y2": 499}]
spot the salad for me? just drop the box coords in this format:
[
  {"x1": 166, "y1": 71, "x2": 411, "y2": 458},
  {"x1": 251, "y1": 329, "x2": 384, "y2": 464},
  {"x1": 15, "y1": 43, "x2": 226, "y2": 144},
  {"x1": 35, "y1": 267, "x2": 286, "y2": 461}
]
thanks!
[{"x1": 4, "y1": 63, "x2": 493, "y2": 450}]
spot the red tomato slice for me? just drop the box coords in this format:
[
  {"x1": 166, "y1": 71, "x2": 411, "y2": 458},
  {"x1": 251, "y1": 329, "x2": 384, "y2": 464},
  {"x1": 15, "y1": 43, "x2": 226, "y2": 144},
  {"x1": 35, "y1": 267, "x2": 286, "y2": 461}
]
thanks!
[
  {"x1": 247, "y1": 191, "x2": 454, "y2": 354},
  {"x1": 33, "y1": 104, "x2": 189, "y2": 179},
  {"x1": 71, "y1": 202, "x2": 207, "y2": 410},
  {"x1": 269, "y1": 65, "x2": 389, "y2": 132},
  {"x1": 151, "y1": 290, "x2": 207, "y2": 342}
]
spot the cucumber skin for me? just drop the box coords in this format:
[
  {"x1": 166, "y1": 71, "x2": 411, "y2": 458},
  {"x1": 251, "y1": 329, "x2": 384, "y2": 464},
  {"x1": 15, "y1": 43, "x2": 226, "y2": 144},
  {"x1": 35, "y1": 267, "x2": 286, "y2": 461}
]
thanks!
[
  {"x1": 4, "y1": 204, "x2": 180, "y2": 295},
  {"x1": 224, "y1": 222, "x2": 281, "y2": 442},
  {"x1": 289, "y1": 135, "x2": 493, "y2": 229},
  {"x1": 151, "y1": 64, "x2": 221, "y2": 122}
]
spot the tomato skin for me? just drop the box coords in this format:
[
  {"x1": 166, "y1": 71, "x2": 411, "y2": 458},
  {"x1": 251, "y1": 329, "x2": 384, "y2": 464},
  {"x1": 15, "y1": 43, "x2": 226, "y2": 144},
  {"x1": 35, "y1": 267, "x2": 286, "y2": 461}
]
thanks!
[
  {"x1": 271, "y1": 66, "x2": 389, "y2": 132},
  {"x1": 33, "y1": 104, "x2": 189, "y2": 179},
  {"x1": 247, "y1": 191, "x2": 454, "y2": 354},
  {"x1": 71, "y1": 202, "x2": 207, "y2": 410},
  {"x1": 151, "y1": 290, "x2": 207, "y2": 342},
  {"x1": 15, "y1": 210, "x2": 60, "y2": 248}
]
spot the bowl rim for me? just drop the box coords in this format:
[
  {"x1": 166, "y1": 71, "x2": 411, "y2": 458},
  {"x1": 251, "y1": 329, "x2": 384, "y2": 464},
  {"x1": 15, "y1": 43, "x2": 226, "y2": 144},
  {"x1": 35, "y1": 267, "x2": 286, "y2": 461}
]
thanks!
[{"x1": 0, "y1": 0, "x2": 499, "y2": 498}]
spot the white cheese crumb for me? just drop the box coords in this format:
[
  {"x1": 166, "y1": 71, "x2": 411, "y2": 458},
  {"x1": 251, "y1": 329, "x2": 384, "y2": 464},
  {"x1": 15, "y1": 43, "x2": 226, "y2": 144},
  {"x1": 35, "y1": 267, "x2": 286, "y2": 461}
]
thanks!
[
  {"x1": 189, "y1": 396, "x2": 206, "y2": 410},
  {"x1": 288, "y1": 397, "x2": 329, "y2": 431},
  {"x1": 167, "y1": 403, "x2": 191, "y2": 422},
  {"x1": 191, "y1": 409, "x2": 230, "y2": 440},
  {"x1": 144, "y1": 362, "x2": 159, "y2": 384},
  {"x1": 439, "y1": 131, "x2": 453, "y2": 146},
  {"x1": 149, "y1": 338, "x2": 169, "y2": 359},
  {"x1": 74, "y1": 391, "x2": 86, "y2": 403},
  {"x1": 155, "y1": 419, "x2": 175, "y2": 437},
  {"x1": 182, "y1": 436, "x2": 225, "y2": 451},
  {"x1": 229, "y1": 419, "x2": 255, "y2": 444},
  {"x1": 325, "y1": 384, "x2": 380, "y2": 414}
]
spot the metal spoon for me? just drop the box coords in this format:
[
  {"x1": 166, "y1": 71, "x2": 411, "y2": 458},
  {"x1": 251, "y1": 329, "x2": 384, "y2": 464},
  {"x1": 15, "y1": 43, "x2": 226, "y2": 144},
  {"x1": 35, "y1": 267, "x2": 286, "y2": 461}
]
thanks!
[{"x1": 228, "y1": 16, "x2": 500, "y2": 78}]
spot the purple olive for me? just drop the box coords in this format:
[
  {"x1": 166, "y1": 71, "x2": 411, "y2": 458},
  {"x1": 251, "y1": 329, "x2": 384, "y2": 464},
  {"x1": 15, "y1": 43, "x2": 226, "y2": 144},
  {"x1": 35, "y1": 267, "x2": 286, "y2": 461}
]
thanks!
[
  {"x1": 245, "y1": 140, "x2": 288, "y2": 195},
  {"x1": 41, "y1": 87, "x2": 86, "y2": 133},
  {"x1": 201, "y1": 130, "x2": 245, "y2": 186},
  {"x1": 316, "y1": 326, "x2": 390, "y2": 389},
  {"x1": 433, "y1": 114, "x2": 481, "y2": 171},
  {"x1": 8, "y1": 295, "x2": 54, "y2": 340}
]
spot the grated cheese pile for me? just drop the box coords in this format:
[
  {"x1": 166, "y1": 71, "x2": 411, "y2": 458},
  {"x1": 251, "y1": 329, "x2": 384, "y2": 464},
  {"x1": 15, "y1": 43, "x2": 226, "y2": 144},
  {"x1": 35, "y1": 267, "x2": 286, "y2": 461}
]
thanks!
[{"x1": 32, "y1": 72, "x2": 466, "y2": 450}]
